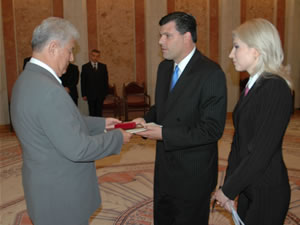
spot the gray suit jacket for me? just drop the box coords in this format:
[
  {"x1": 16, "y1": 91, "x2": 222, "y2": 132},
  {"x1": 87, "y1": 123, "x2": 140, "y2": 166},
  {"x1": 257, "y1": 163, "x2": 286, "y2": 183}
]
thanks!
[{"x1": 10, "y1": 63, "x2": 123, "y2": 225}]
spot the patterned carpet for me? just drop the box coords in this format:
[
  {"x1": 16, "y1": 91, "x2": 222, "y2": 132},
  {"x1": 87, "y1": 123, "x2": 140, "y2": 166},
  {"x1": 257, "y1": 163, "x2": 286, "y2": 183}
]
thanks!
[{"x1": 0, "y1": 111, "x2": 299, "y2": 225}]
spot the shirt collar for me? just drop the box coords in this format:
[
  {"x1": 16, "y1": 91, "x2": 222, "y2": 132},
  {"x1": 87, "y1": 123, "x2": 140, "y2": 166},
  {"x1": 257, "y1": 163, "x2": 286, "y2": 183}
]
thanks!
[
  {"x1": 30, "y1": 57, "x2": 62, "y2": 84},
  {"x1": 175, "y1": 47, "x2": 196, "y2": 77},
  {"x1": 246, "y1": 72, "x2": 260, "y2": 89}
]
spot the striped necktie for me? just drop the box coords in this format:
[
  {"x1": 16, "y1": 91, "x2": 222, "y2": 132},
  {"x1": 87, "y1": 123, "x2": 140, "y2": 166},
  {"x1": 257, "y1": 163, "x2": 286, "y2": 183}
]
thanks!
[{"x1": 170, "y1": 65, "x2": 179, "y2": 91}]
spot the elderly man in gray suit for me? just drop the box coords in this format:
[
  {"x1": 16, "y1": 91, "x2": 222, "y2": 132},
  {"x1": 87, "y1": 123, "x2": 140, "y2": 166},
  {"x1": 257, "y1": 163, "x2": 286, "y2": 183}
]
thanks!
[{"x1": 10, "y1": 17, "x2": 132, "y2": 225}]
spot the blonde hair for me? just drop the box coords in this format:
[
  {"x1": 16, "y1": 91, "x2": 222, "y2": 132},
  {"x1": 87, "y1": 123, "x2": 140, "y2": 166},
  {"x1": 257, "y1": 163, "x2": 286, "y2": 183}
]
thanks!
[{"x1": 233, "y1": 18, "x2": 292, "y2": 88}]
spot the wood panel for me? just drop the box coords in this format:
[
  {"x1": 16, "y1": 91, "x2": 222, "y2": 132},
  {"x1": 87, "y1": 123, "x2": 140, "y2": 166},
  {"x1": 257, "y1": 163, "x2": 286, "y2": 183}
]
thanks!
[
  {"x1": 2, "y1": 0, "x2": 17, "y2": 100},
  {"x1": 277, "y1": 0, "x2": 285, "y2": 47},
  {"x1": 135, "y1": 0, "x2": 146, "y2": 85},
  {"x1": 53, "y1": 0, "x2": 63, "y2": 18},
  {"x1": 209, "y1": 0, "x2": 219, "y2": 62},
  {"x1": 87, "y1": 0, "x2": 98, "y2": 52}
]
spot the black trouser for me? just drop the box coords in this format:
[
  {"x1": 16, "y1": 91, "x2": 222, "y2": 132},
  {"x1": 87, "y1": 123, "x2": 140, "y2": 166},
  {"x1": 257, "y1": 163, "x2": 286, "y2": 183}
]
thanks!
[
  {"x1": 237, "y1": 184, "x2": 290, "y2": 225},
  {"x1": 154, "y1": 192, "x2": 210, "y2": 225},
  {"x1": 88, "y1": 98, "x2": 104, "y2": 117}
]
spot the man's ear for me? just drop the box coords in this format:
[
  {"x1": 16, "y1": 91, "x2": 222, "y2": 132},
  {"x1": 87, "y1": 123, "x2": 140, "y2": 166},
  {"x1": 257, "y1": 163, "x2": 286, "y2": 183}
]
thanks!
[
  {"x1": 47, "y1": 40, "x2": 59, "y2": 56},
  {"x1": 183, "y1": 32, "x2": 192, "y2": 42}
]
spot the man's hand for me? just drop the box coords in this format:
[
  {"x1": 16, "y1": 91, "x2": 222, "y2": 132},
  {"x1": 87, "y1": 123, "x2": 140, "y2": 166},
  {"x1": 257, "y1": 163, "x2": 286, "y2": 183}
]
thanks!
[
  {"x1": 136, "y1": 124, "x2": 162, "y2": 140},
  {"x1": 105, "y1": 117, "x2": 121, "y2": 130},
  {"x1": 64, "y1": 87, "x2": 70, "y2": 93},
  {"x1": 132, "y1": 117, "x2": 146, "y2": 126}
]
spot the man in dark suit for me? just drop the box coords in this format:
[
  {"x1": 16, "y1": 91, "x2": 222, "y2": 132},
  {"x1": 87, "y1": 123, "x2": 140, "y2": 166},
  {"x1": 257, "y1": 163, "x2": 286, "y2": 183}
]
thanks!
[
  {"x1": 81, "y1": 49, "x2": 108, "y2": 117},
  {"x1": 60, "y1": 63, "x2": 79, "y2": 105},
  {"x1": 23, "y1": 56, "x2": 31, "y2": 69},
  {"x1": 10, "y1": 17, "x2": 132, "y2": 225},
  {"x1": 133, "y1": 12, "x2": 227, "y2": 224}
]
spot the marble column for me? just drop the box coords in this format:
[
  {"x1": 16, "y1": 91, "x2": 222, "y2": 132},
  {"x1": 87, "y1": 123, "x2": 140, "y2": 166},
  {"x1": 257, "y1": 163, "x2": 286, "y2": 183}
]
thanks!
[
  {"x1": 145, "y1": 0, "x2": 167, "y2": 103},
  {"x1": 219, "y1": 0, "x2": 241, "y2": 112},
  {"x1": 285, "y1": 0, "x2": 300, "y2": 108},
  {"x1": 63, "y1": 0, "x2": 89, "y2": 115}
]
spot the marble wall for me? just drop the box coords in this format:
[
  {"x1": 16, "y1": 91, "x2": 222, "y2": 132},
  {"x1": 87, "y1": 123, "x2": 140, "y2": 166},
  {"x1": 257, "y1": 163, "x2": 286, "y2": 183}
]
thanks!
[
  {"x1": 1, "y1": 0, "x2": 300, "y2": 125},
  {"x1": 175, "y1": 0, "x2": 210, "y2": 56},
  {"x1": 14, "y1": 0, "x2": 53, "y2": 72},
  {"x1": 97, "y1": 0, "x2": 135, "y2": 96}
]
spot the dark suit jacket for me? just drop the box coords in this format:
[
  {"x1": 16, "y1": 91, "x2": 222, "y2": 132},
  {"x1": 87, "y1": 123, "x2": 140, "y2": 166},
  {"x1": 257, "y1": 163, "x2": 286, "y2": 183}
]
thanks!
[
  {"x1": 81, "y1": 61, "x2": 108, "y2": 101},
  {"x1": 10, "y1": 62, "x2": 123, "y2": 225},
  {"x1": 222, "y1": 74, "x2": 292, "y2": 200},
  {"x1": 144, "y1": 49, "x2": 227, "y2": 200},
  {"x1": 23, "y1": 56, "x2": 31, "y2": 70},
  {"x1": 60, "y1": 63, "x2": 79, "y2": 100}
]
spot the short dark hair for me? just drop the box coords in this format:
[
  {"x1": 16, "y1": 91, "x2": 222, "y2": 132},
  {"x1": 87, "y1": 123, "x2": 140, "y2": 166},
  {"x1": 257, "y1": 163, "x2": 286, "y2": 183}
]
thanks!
[{"x1": 159, "y1": 11, "x2": 197, "y2": 43}]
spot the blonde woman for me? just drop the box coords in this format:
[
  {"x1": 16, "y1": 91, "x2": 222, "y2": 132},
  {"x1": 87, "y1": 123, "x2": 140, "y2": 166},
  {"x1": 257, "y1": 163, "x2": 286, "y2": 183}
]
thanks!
[{"x1": 213, "y1": 18, "x2": 293, "y2": 225}]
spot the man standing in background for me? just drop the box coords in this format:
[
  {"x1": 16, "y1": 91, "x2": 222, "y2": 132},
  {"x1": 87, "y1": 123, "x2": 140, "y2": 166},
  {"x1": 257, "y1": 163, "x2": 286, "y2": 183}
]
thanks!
[
  {"x1": 23, "y1": 56, "x2": 31, "y2": 69},
  {"x1": 60, "y1": 63, "x2": 79, "y2": 105},
  {"x1": 81, "y1": 49, "x2": 108, "y2": 117}
]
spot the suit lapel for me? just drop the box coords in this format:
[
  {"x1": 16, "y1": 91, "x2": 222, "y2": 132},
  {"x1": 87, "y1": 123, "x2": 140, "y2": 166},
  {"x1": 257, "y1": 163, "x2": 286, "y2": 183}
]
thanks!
[
  {"x1": 234, "y1": 75, "x2": 265, "y2": 116},
  {"x1": 155, "y1": 63, "x2": 173, "y2": 121},
  {"x1": 164, "y1": 63, "x2": 174, "y2": 99}
]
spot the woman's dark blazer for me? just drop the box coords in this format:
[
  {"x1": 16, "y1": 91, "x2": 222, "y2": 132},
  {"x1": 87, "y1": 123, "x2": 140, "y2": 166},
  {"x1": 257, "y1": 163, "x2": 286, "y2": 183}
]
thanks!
[{"x1": 222, "y1": 74, "x2": 292, "y2": 200}]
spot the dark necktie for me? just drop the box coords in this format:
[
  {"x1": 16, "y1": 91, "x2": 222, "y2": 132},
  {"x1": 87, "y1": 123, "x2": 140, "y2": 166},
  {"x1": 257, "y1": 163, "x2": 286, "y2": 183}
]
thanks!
[{"x1": 170, "y1": 65, "x2": 179, "y2": 91}]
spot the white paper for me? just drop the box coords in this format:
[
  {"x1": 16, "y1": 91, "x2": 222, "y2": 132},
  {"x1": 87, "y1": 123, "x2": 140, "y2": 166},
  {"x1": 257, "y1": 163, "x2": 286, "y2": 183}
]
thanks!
[
  {"x1": 126, "y1": 122, "x2": 162, "y2": 134},
  {"x1": 231, "y1": 206, "x2": 245, "y2": 225}
]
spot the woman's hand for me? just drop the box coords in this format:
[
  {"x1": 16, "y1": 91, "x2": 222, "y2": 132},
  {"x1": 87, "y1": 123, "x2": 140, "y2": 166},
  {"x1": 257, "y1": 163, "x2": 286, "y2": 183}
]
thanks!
[{"x1": 212, "y1": 188, "x2": 235, "y2": 213}]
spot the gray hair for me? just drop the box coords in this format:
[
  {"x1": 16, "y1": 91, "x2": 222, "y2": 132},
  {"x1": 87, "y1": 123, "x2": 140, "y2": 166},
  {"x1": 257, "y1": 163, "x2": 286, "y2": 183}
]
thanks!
[
  {"x1": 32, "y1": 17, "x2": 79, "y2": 52},
  {"x1": 233, "y1": 18, "x2": 292, "y2": 88}
]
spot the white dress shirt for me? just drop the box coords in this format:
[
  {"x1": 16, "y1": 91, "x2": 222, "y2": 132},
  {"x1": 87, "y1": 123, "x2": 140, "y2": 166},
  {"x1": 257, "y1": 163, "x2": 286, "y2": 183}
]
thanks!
[
  {"x1": 30, "y1": 57, "x2": 62, "y2": 84},
  {"x1": 174, "y1": 47, "x2": 196, "y2": 77},
  {"x1": 246, "y1": 72, "x2": 260, "y2": 90}
]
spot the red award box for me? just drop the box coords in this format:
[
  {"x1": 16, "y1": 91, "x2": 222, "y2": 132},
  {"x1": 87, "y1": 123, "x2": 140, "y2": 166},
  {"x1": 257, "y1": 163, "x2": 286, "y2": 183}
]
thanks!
[{"x1": 114, "y1": 122, "x2": 136, "y2": 130}]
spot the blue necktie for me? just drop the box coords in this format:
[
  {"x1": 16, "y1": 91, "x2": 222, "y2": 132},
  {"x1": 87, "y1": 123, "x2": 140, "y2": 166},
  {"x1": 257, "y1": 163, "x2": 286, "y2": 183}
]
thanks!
[{"x1": 170, "y1": 65, "x2": 179, "y2": 90}]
